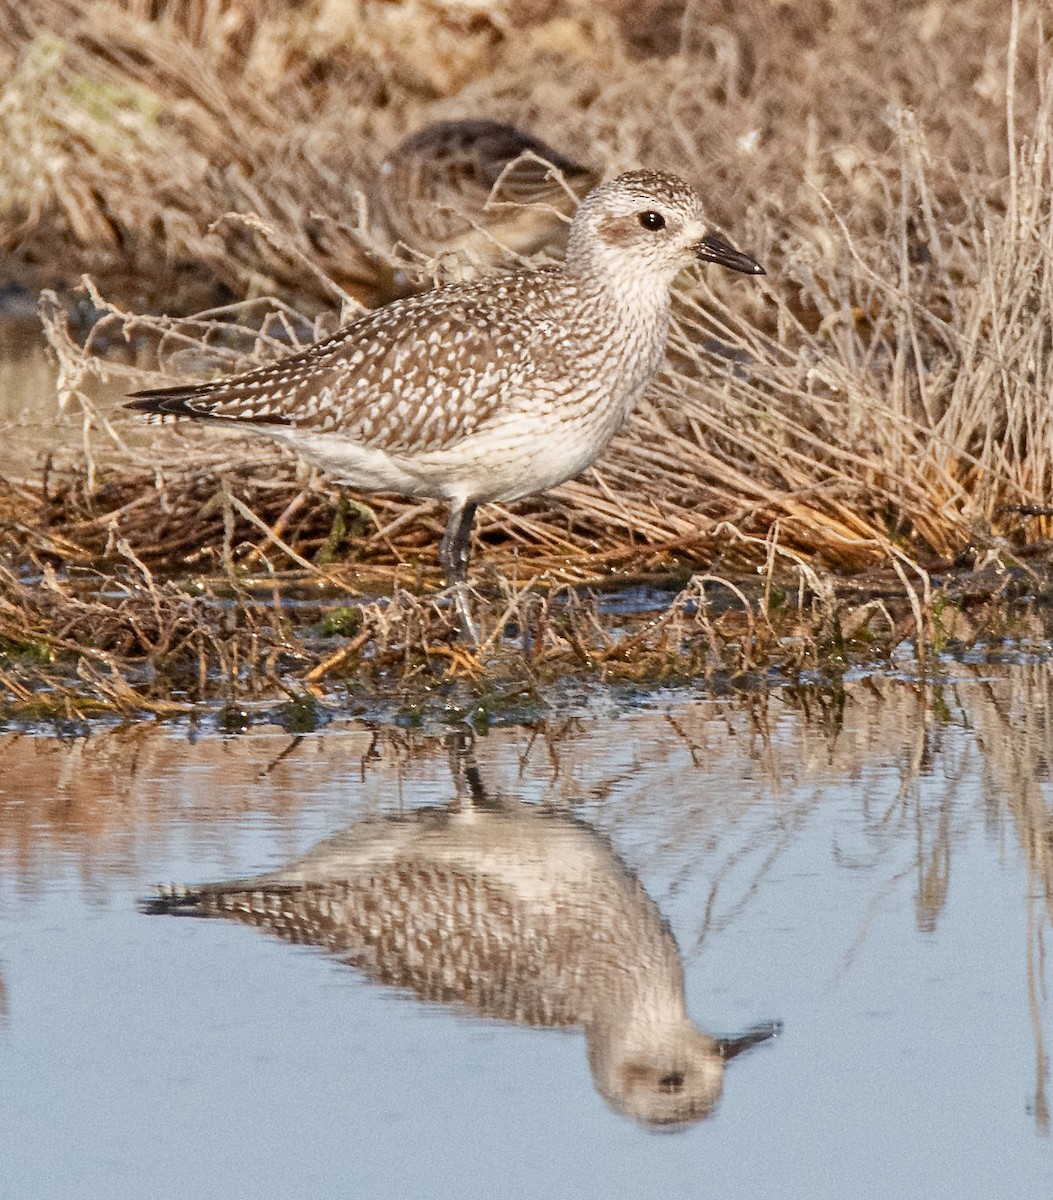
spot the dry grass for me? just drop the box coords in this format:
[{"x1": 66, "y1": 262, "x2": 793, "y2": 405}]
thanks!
[{"x1": 2, "y1": 1, "x2": 1053, "y2": 707}]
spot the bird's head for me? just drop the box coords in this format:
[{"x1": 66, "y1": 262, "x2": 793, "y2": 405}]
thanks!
[{"x1": 567, "y1": 169, "x2": 764, "y2": 289}]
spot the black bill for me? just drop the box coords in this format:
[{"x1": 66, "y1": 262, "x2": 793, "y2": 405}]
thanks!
[
  {"x1": 695, "y1": 230, "x2": 765, "y2": 275},
  {"x1": 715, "y1": 1020, "x2": 783, "y2": 1061}
]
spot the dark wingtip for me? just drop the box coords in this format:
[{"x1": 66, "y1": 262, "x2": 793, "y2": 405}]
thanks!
[
  {"x1": 138, "y1": 885, "x2": 211, "y2": 917},
  {"x1": 125, "y1": 387, "x2": 202, "y2": 418},
  {"x1": 125, "y1": 386, "x2": 293, "y2": 425}
]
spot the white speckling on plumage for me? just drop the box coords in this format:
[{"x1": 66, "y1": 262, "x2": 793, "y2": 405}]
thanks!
[{"x1": 128, "y1": 170, "x2": 762, "y2": 512}]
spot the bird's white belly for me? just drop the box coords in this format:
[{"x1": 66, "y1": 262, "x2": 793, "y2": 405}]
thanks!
[
  {"x1": 409, "y1": 379, "x2": 641, "y2": 504},
  {"x1": 264, "y1": 429, "x2": 443, "y2": 496},
  {"x1": 451, "y1": 411, "x2": 618, "y2": 502},
  {"x1": 263, "y1": 376, "x2": 644, "y2": 505}
]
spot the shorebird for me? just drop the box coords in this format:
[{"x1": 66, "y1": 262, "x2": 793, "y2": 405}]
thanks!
[
  {"x1": 127, "y1": 169, "x2": 764, "y2": 638},
  {"x1": 145, "y1": 736, "x2": 779, "y2": 1126},
  {"x1": 375, "y1": 118, "x2": 596, "y2": 262}
]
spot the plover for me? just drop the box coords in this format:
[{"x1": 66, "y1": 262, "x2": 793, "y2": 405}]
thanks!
[
  {"x1": 144, "y1": 736, "x2": 779, "y2": 1126},
  {"x1": 127, "y1": 169, "x2": 764, "y2": 637},
  {"x1": 376, "y1": 118, "x2": 596, "y2": 262}
]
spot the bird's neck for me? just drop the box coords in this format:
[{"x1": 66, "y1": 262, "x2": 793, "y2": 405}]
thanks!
[
  {"x1": 570, "y1": 242, "x2": 677, "y2": 314},
  {"x1": 569, "y1": 258, "x2": 674, "y2": 387}
]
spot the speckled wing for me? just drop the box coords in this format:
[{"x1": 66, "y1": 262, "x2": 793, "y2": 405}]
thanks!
[{"x1": 126, "y1": 282, "x2": 542, "y2": 455}]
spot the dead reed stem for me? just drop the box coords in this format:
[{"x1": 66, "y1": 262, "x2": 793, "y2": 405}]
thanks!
[{"x1": 2, "y1": 1, "x2": 1053, "y2": 706}]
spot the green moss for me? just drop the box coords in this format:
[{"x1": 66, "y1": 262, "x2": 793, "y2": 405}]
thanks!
[
  {"x1": 315, "y1": 496, "x2": 376, "y2": 565},
  {"x1": 6, "y1": 32, "x2": 67, "y2": 84},
  {"x1": 930, "y1": 686, "x2": 952, "y2": 725},
  {"x1": 4, "y1": 34, "x2": 162, "y2": 141},
  {"x1": 320, "y1": 605, "x2": 363, "y2": 637},
  {"x1": 275, "y1": 697, "x2": 325, "y2": 734},
  {"x1": 67, "y1": 75, "x2": 162, "y2": 129},
  {"x1": 766, "y1": 586, "x2": 787, "y2": 610},
  {"x1": 0, "y1": 637, "x2": 54, "y2": 665},
  {"x1": 214, "y1": 705, "x2": 250, "y2": 733}
]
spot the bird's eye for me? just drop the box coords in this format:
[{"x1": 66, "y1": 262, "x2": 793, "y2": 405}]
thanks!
[{"x1": 638, "y1": 210, "x2": 666, "y2": 231}]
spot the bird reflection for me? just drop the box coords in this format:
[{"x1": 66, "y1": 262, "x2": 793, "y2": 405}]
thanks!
[{"x1": 145, "y1": 735, "x2": 779, "y2": 1127}]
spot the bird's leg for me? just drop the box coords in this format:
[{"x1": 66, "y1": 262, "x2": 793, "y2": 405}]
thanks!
[
  {"x1": 446, "y1": 729, "x2": 490, "y2": 810},
  {"x1": 439, "y1": 500, "x2": 479, "y2": 643},
  {"x1": 439, "y1": 499, "x2": 477, "y2": 585}
]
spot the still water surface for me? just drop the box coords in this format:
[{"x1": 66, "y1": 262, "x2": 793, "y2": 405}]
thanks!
[{"x1": 2, "y1": 667, "x2": 1051, "y2": 1198}]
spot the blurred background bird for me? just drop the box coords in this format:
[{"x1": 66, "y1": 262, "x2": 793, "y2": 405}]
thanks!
[{"x1": 374, "y1": 118, "x2": 598, "y2": 265}]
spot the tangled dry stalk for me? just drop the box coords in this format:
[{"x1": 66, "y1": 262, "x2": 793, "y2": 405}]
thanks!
[{"x1": 2, "y1": 1, "x2": 1053, "y2": 712}]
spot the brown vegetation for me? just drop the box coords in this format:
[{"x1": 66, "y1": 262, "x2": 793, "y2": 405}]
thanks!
[{"x1": 2, "y1": 1, "x2": 1053, "y2": 708}]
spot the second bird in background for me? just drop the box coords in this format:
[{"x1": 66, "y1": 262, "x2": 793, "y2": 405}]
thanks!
[{"x1": 374, "y1": 118, "x2": 598, "y2": 265}]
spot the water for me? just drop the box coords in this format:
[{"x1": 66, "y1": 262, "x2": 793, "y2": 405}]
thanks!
[
  {"x1": 1, "y1": 666, "x2": 1051, "y2": 1197},
  {"x1": 0, "y1": 315, "x2": 141, "y2": 480},
  {"x1": 0, "y1": 322, "x2": 60, "y2": 476}
]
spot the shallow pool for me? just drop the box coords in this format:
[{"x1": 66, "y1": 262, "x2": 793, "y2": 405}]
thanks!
[{"x1": 2, "y1": 665, "x2": 1051, "y2": 1198}]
